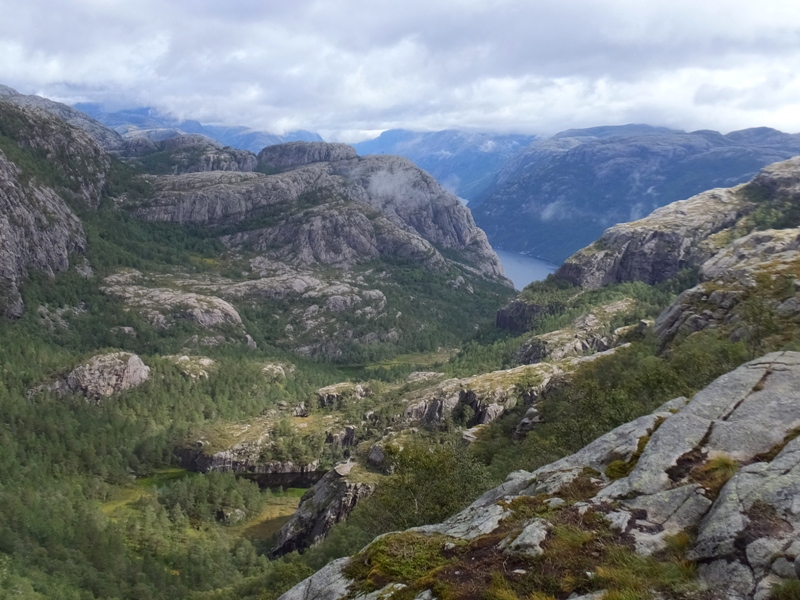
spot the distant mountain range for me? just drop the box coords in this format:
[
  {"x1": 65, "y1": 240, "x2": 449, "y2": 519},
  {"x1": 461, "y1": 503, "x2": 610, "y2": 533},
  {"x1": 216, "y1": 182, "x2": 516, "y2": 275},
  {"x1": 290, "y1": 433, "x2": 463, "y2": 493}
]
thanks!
[
  {"x1": 68, "y1": 101, "x2": 800, "y2": 266},
  {"x1": 353, "y1": 129, "x2": 536, "y2": 202},
  {"x1": 470, "y1": 124, "x2": 800, "y2": 263},
  {"x1": 74, "y1": 103, "x2": 322, "y2": 153}
]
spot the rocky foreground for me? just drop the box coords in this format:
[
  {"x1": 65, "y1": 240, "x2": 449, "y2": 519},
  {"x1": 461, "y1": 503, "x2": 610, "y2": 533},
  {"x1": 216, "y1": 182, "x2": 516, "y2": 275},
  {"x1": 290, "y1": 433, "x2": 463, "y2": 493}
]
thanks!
[{"x1": 281, "y1": 352, "x2": 800, "y2": 600}]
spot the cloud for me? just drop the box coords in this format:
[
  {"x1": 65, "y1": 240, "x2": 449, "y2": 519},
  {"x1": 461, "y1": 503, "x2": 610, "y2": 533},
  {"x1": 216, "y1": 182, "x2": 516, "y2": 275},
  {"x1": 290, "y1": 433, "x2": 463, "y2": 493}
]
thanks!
[{"x1": 1, "y1": 0, "x2": 799, "y2": 140}]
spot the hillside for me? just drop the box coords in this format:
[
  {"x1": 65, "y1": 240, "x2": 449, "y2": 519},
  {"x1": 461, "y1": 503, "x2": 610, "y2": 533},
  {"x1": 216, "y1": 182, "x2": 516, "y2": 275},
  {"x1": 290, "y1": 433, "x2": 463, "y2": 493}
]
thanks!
[
  {"x1": 3, "y1": 87, "x2": 800, "y2": 600},
  {"x1": 472, "y1": 125, "x2": 800, "y2": 263},
  {"x1": 276, "y1": 156, "x2": 800, "y2": 600}
]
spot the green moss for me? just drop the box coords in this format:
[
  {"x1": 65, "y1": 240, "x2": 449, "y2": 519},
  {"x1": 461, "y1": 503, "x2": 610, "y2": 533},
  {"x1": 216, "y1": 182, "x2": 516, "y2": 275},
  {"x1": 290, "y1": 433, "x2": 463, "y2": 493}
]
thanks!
[
  {"x1": 771, "y1": 580, "x2": 800, "y2": 600},
  {"x1": 605, "y1": 433, "x2": 652, "y2": 480},
  {"x1": 343, "y1": 532, "x2": 460, "y2": 596}
]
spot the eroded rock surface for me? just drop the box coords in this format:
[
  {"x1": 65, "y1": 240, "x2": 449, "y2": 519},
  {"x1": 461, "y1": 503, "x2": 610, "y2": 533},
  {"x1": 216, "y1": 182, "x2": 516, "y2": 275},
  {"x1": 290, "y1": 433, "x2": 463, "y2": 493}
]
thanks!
[
  {"x1": 555, "y1": 185, "x2": 750, "y2": 290},
  {"x1": 655, "y1": 227, "x2": 800, "y2": 344},
  {"x1": 279, "y1": 352, "x2": 800, "y2": 600},
  {"x1": 102, "y1": 271, "x2": 245, "y2": 330},
  {"x1": 405, "y1": 348, "x2": 626, "y2": 428},
  {"x1": 257, "y1": 141, "x2": 357, "y2": 170},
  {"x1": 272, "y1": 465, "x2": 375, "y2": 557},
  {"x1": 0, "y1": 101, "x2": 111, "y2": 316},
  {"x1": 122, "y1": 133, "x2": 258, "y2": 173},
  {"x1": 516, "y1": 299, "x2": 636, "y2": 364},
  {"x1": 555, "y1": 157, "x2": 800, "y2": 291},
  {"x1": 128, "y1": 150, "x2": 506, "y2": 280},
  {"x1": 30, "y1": 352, "x2": 150, "y2": 400}
]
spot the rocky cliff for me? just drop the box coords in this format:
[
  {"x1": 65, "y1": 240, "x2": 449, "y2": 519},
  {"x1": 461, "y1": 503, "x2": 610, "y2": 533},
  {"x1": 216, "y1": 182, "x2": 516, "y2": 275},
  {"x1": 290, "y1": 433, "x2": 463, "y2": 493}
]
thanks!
[
  {"x1": 472, "y1": 125, "x2": 800, "y2": 263},
  {"x1": 272, "y1": 465, "x2": 375, "y2": 557},
  {"x1": 280, "y1": 352, "x2": 800, "y2": 600},
  {"x1": 0, "y1": 101, "x2": 112, "y2": 316},
  {"x1": 555, "y1": 157, "x2": 800, "y2": 290},
  {"x1": 257, "y1": 141, "x2": 357, "y2": 170},
  {"x1": 655, "y1": 227, "x2": 800, "y2": 347},
  {"x1": 29, "y1": 351, "x2": 150, "y2": 400},
  {"x1": 354, "y1": 129, "x2": 536, "y2": 202},
  {"x1": 128, "y1": 144, "x2": 506, "y2": 279},
  {"x1": 121, "y1": 132, "x2": 258, "y2": 173}
]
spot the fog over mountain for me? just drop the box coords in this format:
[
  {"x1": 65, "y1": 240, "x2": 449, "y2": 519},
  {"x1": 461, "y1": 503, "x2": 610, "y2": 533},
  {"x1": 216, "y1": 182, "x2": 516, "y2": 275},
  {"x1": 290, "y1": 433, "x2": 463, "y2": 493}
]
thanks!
[
  {"x1": 76, "y1": 104, "x2": 322, "y2": 154},
  {"x1": 354, "y1": 130, "x2": 536, "y2": 202}
]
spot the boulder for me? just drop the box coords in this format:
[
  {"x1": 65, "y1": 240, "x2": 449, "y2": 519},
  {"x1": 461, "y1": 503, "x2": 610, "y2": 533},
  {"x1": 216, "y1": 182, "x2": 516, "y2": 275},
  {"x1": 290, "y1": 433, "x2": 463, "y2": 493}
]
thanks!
[{"x1": 30, "y1": 352, "x2": 150, "y2": 400}]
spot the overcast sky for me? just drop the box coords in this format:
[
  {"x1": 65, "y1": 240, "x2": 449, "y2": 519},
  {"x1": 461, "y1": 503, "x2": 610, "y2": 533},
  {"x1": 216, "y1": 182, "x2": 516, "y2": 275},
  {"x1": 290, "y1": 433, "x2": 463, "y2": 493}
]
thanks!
[{"x1": 1, "y1": 0, "x2": 799, "y2": 141}]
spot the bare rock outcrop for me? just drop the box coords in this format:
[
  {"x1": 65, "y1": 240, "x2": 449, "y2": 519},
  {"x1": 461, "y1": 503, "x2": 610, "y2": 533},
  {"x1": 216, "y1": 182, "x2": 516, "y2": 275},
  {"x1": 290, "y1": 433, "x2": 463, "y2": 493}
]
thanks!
[
  {"x1": 178, "y1": 444, "x2": 320, "y2": 475},
  {"x1": 102, "y1": 271, "x2": 245, "y2": 330},
  {"x1": 257, "y1": 141, "x2": 357, "y2": 171},
  {"x1": 555, "y1": 185, "x2": 750, "y2": 289},
  {"x1": 655, "y1": 227, "x2": 800, "y2": 345},
  {"x1": 404, "y1": 349, "x2": 623, "y2": 427},
  {"x1": 516, "y1": 299, "x2": 636, "y2": 364},
  {"x1": 0, "y1": 101, "x2": 113, "y2": 316},
  {"x1": 0, "y1": 149, "x2": 86, "y2": 317},
  {"x1": 272, "y1": 464, "x2": 375, "y2": 557},
  {"x1": 123, "y1": 132, "x2": 258, "y2": 173},
  {"x1": 30, "y1": 352, "x2": 150, "y2": 400},
  {"x1": 127, "y1": 150, "x2": 506, "y2": 280},
  {"x1": 280, "y1": 352, "x2": 800, "y2": 600},
  {"x1": 555, "y1": 157, "x2": 800, "y2": 290}
]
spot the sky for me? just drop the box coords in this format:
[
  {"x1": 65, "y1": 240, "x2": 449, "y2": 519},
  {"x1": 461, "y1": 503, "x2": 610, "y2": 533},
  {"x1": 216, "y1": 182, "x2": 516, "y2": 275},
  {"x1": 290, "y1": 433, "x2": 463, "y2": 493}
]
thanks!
[{"x1": 1, "y1": 0, "x2": 800, "y2": 142}]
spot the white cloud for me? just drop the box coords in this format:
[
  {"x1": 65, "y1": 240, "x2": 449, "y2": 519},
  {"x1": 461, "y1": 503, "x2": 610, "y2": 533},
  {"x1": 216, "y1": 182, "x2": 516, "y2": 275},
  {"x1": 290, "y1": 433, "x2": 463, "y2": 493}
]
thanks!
[{"x1": 1, "y1": 0, "x2": 799, "y2": 138}]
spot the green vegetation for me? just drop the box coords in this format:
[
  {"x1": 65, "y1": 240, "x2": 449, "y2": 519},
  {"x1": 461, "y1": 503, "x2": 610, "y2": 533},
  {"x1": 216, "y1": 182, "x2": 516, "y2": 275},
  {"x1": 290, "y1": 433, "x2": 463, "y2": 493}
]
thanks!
[
  {"x1": 5, "y1": 100, "x2": 800, "y2": 599},
  {"x1": 771, "y1": 580, "x2": 800, "y2": 600},
  {"x1": 741, "y1": 180, "x2": 800, "y2": 232},
  {"x1": 689, "y1": 455, "x2": 739, "y2": 499},
  {"x1": 341, "y1": 500, "x2": 696, "y2": 600},
  {"x1": 0, "y1": 102, "x2": 97, "y2": 199},
  {"x1": 471, "y1": 331, "x2": 750, "y2": 481}
]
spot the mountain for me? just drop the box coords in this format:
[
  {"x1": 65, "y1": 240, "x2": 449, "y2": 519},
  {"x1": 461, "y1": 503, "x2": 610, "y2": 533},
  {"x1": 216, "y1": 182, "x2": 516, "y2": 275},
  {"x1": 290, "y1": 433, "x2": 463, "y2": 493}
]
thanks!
[
  {"x1": 0, "y1": 90, "x2": 511, "y2": 363},
  {"x1": 472, "y1": 124, "x2": 800, "y2": 263},
  {"x1": 554, "y1": 156, "x2": 800, "y2": 290},
  {"x1": 353, "y1": 129, "x2": 536, "y2": 202},
  {"x1": 0, "y1": 85, "x2": 123, "y2": 150},
  {"x1": 74, "y1": 102, "x2": 323, "y2": 154},
  {"x1": 0, "y1": 100, "x2": 110, "y2": 316}
]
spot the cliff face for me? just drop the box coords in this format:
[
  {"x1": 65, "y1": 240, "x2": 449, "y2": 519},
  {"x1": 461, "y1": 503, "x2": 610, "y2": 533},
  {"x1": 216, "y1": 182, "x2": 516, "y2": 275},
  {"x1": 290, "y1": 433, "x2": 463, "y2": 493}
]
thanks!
[
  {"x1": 0, "y1": 100, "x2": 112, "y2": 317},
  {"x1": 555, "y1": 157, "x2": 800, "y2": 290},
  {"x1": 129, "y1": 145, "x2": 506, "y2": 279},
  {"x1": 272, "y1": 467, "x2": 375, "y2": 557},
  {"x1": 121, "y1": 132, "x2": 258, "y2": 173},
  {"x1": 257, "y1": 141, "x2": 357, "y2": 170},
  {"x1": 472, "y1": 125, "x2": 800, "y2": 263},
  {"x1": 280, "y1": 352, "x2": 800, "y2": 600},
  {"x1": 0, "y1": 150, "x2": 85, "y2": 317},
  {"x1": 655, "y1": 227, "x2": 800, "y2": 346},
  {"x1": 28, "y1": 352, "x2": 150, "y2": 400}
]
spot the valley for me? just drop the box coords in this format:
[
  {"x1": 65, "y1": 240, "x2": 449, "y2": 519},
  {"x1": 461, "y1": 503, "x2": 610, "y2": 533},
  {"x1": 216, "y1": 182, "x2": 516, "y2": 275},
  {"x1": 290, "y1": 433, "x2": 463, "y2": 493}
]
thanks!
[{"x1": 1, "y1": 86, "x2": 800, "y2": 600}]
